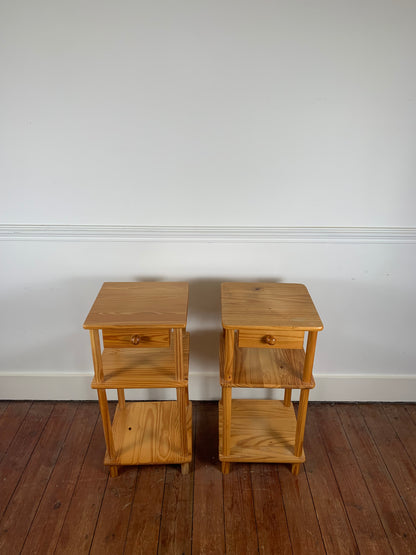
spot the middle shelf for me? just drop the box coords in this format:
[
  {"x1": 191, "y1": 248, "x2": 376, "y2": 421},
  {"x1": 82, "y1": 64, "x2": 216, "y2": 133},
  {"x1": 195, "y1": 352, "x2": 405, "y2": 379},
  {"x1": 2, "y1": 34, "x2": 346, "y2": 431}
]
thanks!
[
  {"x1": 219, "y1": 334, "x2": 314, "y2": 389},
  {"x1": 92, "y1": 332, "x2": 190, "y2": 389}
]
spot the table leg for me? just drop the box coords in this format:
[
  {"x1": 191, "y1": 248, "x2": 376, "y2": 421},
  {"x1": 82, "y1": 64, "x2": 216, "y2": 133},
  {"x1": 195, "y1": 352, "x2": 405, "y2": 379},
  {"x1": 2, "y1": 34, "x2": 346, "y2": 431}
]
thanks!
[
  {"x1": 292, "y1": 388, "x2": 310, "y2": 475},
  {"x1": 97, "y1": 389, "x2": 118, "y2": 477},
  {"x1": 222, "y1": 386, "x2": 232, "y2": 474}
]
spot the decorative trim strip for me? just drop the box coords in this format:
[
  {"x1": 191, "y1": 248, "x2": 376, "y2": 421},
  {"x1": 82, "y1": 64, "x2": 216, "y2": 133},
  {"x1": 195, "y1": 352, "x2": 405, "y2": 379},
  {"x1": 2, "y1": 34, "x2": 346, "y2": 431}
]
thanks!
[{"x1": 0, "y1": 225, "x2": 416, "y2": 243}]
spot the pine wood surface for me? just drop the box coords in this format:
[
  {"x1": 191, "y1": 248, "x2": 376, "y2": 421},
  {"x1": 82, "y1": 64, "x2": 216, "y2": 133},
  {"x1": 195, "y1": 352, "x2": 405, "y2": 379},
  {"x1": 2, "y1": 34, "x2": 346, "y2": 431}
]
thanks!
[
  {"x1": 92, "y1": 332, "x2": 190, "y2": 389},
  {"x1": 0, "y1": 401, "x2": 415, "y2": 554},
  {"x1": 83, "y1": 282, "x2": 189, "y2": 329},
  {"x1": 223, "y1": 339, "x2": 315, "y2": 389},
  {"x1": 221, "y1": 282, "x2": 323, "y2": 330},
  {"x1": 238, "y1": 328, "x2": 305, "y2": 349},
  {"x1": 104, "y1": 401, "x2": 192, "y2": 466},
  {"x1": 219, "y1": 399, "x2": 305, "y2": 463},
  {"x1": 219, "y1": 334, "x2": 315, "y2": 389},
  {"x1": 102, "y1": 328, "x2": 171, "y2": 349}
]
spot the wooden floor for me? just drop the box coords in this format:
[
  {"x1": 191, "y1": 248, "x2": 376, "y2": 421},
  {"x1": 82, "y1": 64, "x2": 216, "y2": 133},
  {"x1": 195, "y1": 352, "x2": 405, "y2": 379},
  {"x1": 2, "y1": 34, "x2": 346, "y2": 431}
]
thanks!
[{"x1": 0, "y1": 401, "x2": 415, "y2": 554}]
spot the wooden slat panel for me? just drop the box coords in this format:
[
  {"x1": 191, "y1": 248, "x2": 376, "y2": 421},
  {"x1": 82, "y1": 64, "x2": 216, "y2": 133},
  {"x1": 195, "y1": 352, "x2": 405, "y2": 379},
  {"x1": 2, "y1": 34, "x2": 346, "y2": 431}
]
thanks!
[
  {"x1": 192, "y1": 403, "x2": 225, "y2": 555},
  {"x1": 278, "y1": 464, "x2": 326, "y2": 554},
  {"x1": 54, "y1": 411, "x2": 112, "y2": 554},
  {"x1": 0, "y1": 402, "x2": 53, "y2": 518},
  {"x1": 359, "y1": 404, "x2": 416, "y2": 531},
  {"x1": 337, "y1": 404, "x2": 416, "y2": 553},
  {"x1": 311, "y1": 403, "x2": 391, "y2": 555},
  {"x1": 0, "y1": 401, "x2": 31, "y2": 464},
  {"x1": 238, "y1": 329, "x2": 304, "y2": 349},
  {"x1": 223, "y1": 464, "x2": 259, "y2": 554},
  {"x1": 0, "y1": 403, "x2": 77, "y2": 554},
  {"x1": 251, "y1": 464, "x2": 292, "y2": 555},
  {"x1": 384, "y1": 403, "x2": 416, "y2": 463},
  {"x1": 304, "y1": 406, "x2": 359, "y2": 554},
  {"x1": 21, "y1": 403, "x2": 99, "y2": 555},
  {"x1": 219, "y1": 399, "x2": 304, "y2": 463},
  {"x1": 0, "y1": 402, "x2": 8, "y2": 418},
  {"x1": 90, "y1": 467, "x2": 138, "y2": 555},
  {"x1": 103, "y1": 328, "x2": 170, "y2": 348},
  {"x1": 123, "y1": 465, "x2": 166, "y2": 554},
  {"x1": 1, "y1": 401, "x2": 415, "y2": 554},
  {"x1": 157, "y1": 408, "x2": 196, "y2": 555}
]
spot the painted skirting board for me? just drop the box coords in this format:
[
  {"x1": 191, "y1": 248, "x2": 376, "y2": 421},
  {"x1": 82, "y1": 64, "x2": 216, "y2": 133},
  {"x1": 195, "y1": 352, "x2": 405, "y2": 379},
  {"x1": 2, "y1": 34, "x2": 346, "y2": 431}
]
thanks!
[{"x1": 1, "y1": 372, "x2": 415, "y2": 402}]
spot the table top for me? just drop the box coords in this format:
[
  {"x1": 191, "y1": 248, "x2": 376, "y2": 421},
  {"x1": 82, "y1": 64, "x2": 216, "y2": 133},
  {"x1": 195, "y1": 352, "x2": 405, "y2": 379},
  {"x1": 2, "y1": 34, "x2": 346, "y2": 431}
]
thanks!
[
  {"x1": 221, "y1": 282, "x2": 323, "y2": 331},
  {"x1": 83, "y1": 282, "x2": 189, "y2": 329}
]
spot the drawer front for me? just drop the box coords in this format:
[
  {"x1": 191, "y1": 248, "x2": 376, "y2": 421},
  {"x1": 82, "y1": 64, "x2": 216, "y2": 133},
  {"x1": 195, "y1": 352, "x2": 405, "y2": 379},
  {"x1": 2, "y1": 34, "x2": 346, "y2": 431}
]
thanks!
[
  {"x1": 238, "y1": 329, "x2": 304, "y2": 349},
  {"x1": 102, "y1": 328, "x2": 170, "y2": 349}
]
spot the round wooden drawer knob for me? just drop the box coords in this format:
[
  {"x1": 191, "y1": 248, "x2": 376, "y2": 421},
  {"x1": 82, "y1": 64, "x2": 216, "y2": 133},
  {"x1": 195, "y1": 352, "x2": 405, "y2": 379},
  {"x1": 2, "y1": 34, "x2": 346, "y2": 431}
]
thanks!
[
  {"x1": 131, "y1": 335, "x2": 141, "y2": 345},
  {"x1": 264, "y1": 335, "x2": 276, "y2": 345}
]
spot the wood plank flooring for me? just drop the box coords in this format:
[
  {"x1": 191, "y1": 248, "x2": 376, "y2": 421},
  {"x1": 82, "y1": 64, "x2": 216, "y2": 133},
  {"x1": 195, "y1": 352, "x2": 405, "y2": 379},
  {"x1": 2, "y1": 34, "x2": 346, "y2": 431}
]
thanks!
[{"x1": 0, "y1": 401, "x2": 415, "y2": 554}]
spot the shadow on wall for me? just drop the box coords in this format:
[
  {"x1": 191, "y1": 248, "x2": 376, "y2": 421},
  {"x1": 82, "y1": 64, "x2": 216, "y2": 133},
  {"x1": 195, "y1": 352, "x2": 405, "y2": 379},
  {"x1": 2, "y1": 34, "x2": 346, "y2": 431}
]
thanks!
[{"x1": 0, "y1": 274, "x2": 284, "y2": 399}]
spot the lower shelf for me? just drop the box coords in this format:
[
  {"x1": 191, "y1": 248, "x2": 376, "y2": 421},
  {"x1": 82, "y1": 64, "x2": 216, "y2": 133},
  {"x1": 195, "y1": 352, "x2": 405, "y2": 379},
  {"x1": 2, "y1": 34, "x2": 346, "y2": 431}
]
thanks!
[
  {"x1": 104, "y1": 400, "x2": 192, "y2": 466},
  {"x1": 219, "y1": 399, "x2": 305, "y2": 464}
]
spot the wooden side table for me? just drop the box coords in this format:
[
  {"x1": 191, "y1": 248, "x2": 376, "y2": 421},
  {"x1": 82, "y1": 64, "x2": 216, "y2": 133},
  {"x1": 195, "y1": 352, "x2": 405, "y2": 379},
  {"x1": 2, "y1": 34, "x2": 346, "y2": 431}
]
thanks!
[
  {"x1": 83, "y1": 282, "x2": 191, "y2": 477},
  {"x1": 219, "y1": 282, "x2": 323, "y2": 475}
]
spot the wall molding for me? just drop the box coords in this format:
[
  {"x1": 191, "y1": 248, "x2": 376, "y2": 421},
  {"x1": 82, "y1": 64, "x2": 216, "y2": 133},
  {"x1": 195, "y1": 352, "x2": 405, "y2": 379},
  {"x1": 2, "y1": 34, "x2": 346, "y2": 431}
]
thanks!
[
  {"x1": 0, "y1": 371, "x2": 415, "y2": 401},
  {"x1": 1, "y1": 224, "x2": 416, "y2": 243}
]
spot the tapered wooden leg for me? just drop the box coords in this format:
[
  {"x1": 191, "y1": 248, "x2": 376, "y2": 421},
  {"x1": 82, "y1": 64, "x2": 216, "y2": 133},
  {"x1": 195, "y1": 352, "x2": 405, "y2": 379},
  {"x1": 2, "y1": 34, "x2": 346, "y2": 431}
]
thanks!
[
  {"x1": 284, "y1": 388, "x2": 292, "y2": 407},
  {"x1": 181, "y1": 463, "x2": 190, "y2": 475},
  {"x1": 177, "y1": 387, "x2": 188, "y2": 459},
  {"x1": 222, "y1": 387, "x2": 232, "y2": 474},
  {"x1": 117, "y1": 389, "x2": 125, "y2": 408},
  {"x1": 222, "y1": 462, "x2": 230, "y2": 474},
  {"x1": 292, "y1": 388, "x2": 310, "y2": 475},
  {"x1": 110, "y1": 466, "x2": 119, "y2": 477},
  {"x1": 291, "y1": 463, "x2": 300, "y2": 476},
  {"x1": 97, "y1": 389, "x2": 118, "y2": 475}
]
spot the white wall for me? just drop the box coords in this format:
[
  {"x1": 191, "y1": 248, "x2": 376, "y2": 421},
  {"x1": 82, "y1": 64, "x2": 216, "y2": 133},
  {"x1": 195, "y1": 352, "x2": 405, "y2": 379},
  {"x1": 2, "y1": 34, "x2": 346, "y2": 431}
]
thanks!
[
  {"x1": 1, "y1": 231, "x2": 415, "y2": 401},
  {"x1": 1, "y1": 1, "x2": 416, "y2": 400},
  {"x1": 1, "y1": 0, "x2": 416, "y2": 226}
]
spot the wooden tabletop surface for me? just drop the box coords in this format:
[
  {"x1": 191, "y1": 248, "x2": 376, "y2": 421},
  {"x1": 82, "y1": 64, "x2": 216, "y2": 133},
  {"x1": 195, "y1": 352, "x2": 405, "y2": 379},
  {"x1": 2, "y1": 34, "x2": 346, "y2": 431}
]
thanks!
[
  {"x1": 83, "y1": 282, "x2": 189, "y2": 329},
  {"x1": 221, "y1": 282, "x2": 323, "y2": 331}
]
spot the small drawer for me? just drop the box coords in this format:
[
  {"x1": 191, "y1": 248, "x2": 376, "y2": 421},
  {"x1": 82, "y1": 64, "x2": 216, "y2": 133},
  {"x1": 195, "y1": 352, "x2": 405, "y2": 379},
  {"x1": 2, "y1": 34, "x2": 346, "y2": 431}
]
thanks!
[
  {"x1": 238, "y1": 329, "x2": 304, "y2": 349},
  {"x1": 102, "y1": 328, "x2": 170, "y2": 349}
]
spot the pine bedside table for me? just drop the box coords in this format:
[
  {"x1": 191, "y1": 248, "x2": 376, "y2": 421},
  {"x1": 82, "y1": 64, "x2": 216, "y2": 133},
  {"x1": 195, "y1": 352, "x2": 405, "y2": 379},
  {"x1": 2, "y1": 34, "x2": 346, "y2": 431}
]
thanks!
[
  {"x1": 219, "y1": 282, "x2": 323, "y2": 475},
  {"x1": 83, "y1": 282, "x2": 191, "y2": 477}
]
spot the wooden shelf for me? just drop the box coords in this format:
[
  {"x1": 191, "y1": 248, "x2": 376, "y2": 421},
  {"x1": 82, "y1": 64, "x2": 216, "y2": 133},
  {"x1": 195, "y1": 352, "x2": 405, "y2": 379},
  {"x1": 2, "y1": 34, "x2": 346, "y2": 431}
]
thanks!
[
  {"x1": 92, "y1": 333, "x2": 189, "y2": 389},
  {"x1": 219, "y1": 399, "x2": 304, "y2": 463},
  {"x1": 105, "y1": 401, "x2": 192, "y2": 466},
  {"x1": 219, "y1": 335, "x2": 314, "y2": 389}
]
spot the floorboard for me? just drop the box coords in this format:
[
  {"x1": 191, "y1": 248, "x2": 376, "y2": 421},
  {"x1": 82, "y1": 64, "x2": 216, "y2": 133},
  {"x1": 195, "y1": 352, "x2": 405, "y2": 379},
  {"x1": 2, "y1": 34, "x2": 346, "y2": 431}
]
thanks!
[
  {"x1": 21, "y1": 402, "x2": 99, "y2": 555},
  {"x1": 0, "y1": 403, "x2": 54, "y2": 519},
  {"x1": 192, "y1": 402, "x2": 225, "y2": 555},
  {"x1": 304, "y1": 407, "x2": 358, "y2": 554},
  {"x1": 0, "y1": 402, "x2": 76, "y2": 554},
  {"x1": 251, "y1": 464, "x2": 292, "y2": 555},
  {"x1": 0, "y1": 401, "x2": 415, "y2": 555},
  {"x1": 311, "y1": 404, "x2": 392, "y2": 555},
  {"x1": 0, "y1": 402, "x2": 31, "y2": 464},
  {"x1": 337, "y1": 403, "x2": 416, "y2": 554}
]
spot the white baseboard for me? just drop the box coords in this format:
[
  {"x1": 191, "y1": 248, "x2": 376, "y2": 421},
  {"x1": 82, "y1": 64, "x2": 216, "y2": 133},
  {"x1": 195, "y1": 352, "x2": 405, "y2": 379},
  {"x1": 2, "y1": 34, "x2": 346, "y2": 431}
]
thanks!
[{"x1": 0, "y1": 371, "x2": 415, "y2": 402}]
